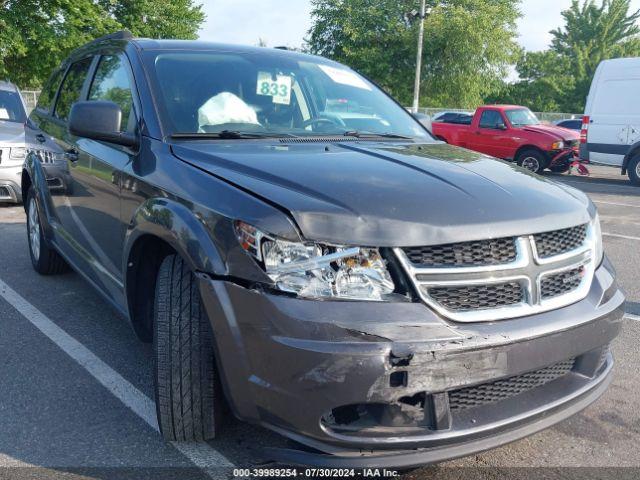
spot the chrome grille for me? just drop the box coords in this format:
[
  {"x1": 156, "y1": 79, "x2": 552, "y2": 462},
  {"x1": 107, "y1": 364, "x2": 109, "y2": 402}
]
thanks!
[
  {"x1": 425, "y1": 282, "x2": 522, "y2": 312},
  {"x1": 541, "y1": 266, "x2": 585, "y2": 299},
  {"x1": 394, "y1": 222, "x2": 596, "y2": 322},
  {"x1": 534, "y1": 224, "x2": 587, "y2": 258},
  {"x1": 402, "y1": 237, "x2": 516, "y2": 267},
  {"x1": 449, "y1": 358, "x2": 576, "y2": 411}
]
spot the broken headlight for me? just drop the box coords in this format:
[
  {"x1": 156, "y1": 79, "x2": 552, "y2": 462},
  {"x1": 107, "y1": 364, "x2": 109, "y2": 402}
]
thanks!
[{"x1": 234, "y1": 221, "x2": 395, "y2": 300}]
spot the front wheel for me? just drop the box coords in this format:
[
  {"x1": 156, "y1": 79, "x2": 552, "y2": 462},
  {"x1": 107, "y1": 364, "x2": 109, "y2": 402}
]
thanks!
[
  {"x1": 516, "y1": 149, "x2": 548, "y2": 174},
  {"x1": 153, "y1": 254, "x2": 223, "y2": 441},
  {"x1": 628, "y1": 155, "x2": 640, "y2": 186},
  {"x1": 26, "y1": 188, "x2": 68, "y2": 275}
]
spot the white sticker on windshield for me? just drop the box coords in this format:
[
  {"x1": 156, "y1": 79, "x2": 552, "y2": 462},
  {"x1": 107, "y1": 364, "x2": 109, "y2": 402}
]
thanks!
[
  {"x1": 257, "y1": 71, "x2": 292, "y2": 105},
  {"x1": 318, "y1": 65, "x2": 372, "y2": 91},
  {"x1": 0, "y1": 108, "x2": 9, "y2": 120}
]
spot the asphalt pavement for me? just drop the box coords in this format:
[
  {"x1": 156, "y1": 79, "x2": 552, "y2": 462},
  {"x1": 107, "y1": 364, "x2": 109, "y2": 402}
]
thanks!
[{"x1": 0, "y1": 165, "x2": 639, "y2": 479}]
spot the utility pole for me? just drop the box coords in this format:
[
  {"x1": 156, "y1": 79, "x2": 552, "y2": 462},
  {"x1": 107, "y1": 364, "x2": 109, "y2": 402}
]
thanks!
[{"x1": 412, "y1": 0, "x2": 427, "y2": 113}]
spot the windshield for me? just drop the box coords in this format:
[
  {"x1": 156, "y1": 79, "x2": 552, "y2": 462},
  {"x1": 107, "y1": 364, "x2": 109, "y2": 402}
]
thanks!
[
  {"x1": 0, "y1": 90, "x2": 27, "y2": 123},
  {"x1": 146, "y1": 51, "x2": 430, "y2": 139},
  {"x1": 505, "y1": 108, "x2": 540, "y2": 127}
]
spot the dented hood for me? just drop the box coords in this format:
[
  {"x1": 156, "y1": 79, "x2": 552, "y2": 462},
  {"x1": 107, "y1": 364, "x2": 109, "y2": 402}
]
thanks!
[
  {"x1": 171, "y1": 141, "x2": 591, "y2": 247},
  {"x1": 520, "y1": 124, "x2": 580, "y2": 141}
]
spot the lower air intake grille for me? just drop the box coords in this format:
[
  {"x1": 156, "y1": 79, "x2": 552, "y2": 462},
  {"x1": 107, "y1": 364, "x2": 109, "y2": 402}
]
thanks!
[
  {"x1": 0, "y1": 186, "x2": 12, "y2": 199},
  {"x1": 426, "y1": 282, "x2": 523, "y2": 312},
  {"x1": 449, "y1": 358, "x2": 576, "y2": 411},
  {"x1": 541, "y1": 266, "x2": 585, "y2": 299}
]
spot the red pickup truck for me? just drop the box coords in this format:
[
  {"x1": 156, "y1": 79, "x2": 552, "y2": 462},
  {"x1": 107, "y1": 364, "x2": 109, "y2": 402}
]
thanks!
[{"x1": 431, "y1": 105, "x2": 580, "y2": 174}]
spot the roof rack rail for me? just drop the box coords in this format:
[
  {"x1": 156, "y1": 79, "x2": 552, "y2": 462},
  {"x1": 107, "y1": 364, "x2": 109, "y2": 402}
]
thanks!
[{"x1": 87, "y1": 30, "x2": 133, "y2": 45}]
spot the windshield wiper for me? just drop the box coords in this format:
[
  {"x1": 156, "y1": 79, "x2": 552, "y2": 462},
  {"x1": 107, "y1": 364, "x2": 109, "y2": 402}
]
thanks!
[
  {"x1": 171, "y1": 131, "x2": 300, "y2": 140},
  {"x1": 343, "y1": 130, "x2": 414, "y2": 140}
]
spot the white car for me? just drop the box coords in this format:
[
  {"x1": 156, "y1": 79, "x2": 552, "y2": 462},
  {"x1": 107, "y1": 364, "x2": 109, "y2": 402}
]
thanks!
[
  {"x1": 580, "y1": 57, "x2": 640, "y2": 185},
  {"x1": 0, "y1": 80, "x2": 28, "y2": 203}
]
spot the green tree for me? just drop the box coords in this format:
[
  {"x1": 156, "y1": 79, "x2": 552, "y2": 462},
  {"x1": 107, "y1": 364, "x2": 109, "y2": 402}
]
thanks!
[
  {"x1": 551, "y1": 0, "x2": 640, "y2": 111},
  {"x1": 97, "y1": 0, "x2": 205, "y2": 40},
  {"x1": 307, "y1": 0, "x2": 521, "y2": 108},
  {"x1": 0, "y1": 0, "x2": 205, "y2": 88},
  {"x1": 495, "y1": 50, "x2": 574, "y2": 111},
  {"x1": 498, "y1": 0, "x2": 640, "y2": 112}
]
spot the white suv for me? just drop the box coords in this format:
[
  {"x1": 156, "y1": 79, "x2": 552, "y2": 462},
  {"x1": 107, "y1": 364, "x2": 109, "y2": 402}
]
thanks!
[{"x1": 0, "y1": 80, "x2": 28, "y2": 203}]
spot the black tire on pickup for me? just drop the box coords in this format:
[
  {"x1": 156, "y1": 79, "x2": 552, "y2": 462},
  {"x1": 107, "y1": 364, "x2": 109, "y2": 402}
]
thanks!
[
  {"x1": 550, "y1": 162, "x2": 571, "y2": 173},
  {"x1": 516, "y1": 148, "x2": 548, "y2": 174},
  {"x1": 628, "y1": 155, "x2": 640, "y2": 186},
  {"x1": 26, "y1": 188, "x2": 69, "y2": 275},
  {"x1": 154, "y1": 254, "x2": 221, "y2": 441}
]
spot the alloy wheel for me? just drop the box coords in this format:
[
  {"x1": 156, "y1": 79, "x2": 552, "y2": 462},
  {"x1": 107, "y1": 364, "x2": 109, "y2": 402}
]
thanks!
[
  {"x1": 28, "y1": 197, "x2": 41, "y2": 262},
  {"x1": 521, "y1": 156, "x2": 540, "y2": 172}
]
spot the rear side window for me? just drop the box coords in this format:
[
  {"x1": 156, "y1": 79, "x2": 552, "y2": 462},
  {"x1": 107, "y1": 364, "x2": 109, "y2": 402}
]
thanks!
[
  {"x1": 36, "y1": 69, "x2": 64, "y2": 114},
  {"x1": 479, "y1": 110, "x2": 504, "y2": 129},
  {"x1": 54, "y1": 57, "x2": 93, "y2": 121},
  {"x1": 88, "y1": 55, "x2": 135, "y2": 133}
]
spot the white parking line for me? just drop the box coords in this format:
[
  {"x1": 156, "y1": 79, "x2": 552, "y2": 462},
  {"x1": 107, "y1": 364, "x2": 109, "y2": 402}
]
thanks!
[
  {"x1": 603, "y1": 232, "x2": 640, "y2": 241},
  {"x1": 625, "y1": 313, "x2": 640, "y2": 322},
  {"x1": 0, "y1": 277, "x2": 234, "y2": 471},
  {"x1": 595, "y1": 200, "x2": 640, "y2": 209}
]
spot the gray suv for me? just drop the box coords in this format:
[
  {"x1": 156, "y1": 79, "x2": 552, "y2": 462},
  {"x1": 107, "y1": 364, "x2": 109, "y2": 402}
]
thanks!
[
  {"x1": 22, "y1": 32, "x2": 624, "y2": 468},
  {"x1": 0, "y1": 80, "x2": 28, "y2": 203}
]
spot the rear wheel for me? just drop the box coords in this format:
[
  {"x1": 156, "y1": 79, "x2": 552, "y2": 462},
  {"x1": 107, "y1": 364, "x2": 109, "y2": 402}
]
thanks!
[
  {"x1": 516, "y1": 149, "x2": 548, "y2": 174},
  {"x1": 26, "y1": 188, "x2": 68, "y2": 275},
  {"x1": 628, "y1": 155, "x2": 640, "y2": 186},
  {"x1": 153, "y1": 254, "x2": 222, "y2": 441}
]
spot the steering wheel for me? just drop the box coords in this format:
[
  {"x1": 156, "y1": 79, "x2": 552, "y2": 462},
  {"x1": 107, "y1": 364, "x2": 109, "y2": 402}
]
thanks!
[{"x1": 301, "y1": 117, "x2": 344, "y2": 130}]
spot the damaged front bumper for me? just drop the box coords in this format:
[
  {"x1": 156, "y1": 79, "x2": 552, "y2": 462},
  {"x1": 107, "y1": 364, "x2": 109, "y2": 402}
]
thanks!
[{"x1": 198, "y1": 257, "x2": 624, "y2": 468}]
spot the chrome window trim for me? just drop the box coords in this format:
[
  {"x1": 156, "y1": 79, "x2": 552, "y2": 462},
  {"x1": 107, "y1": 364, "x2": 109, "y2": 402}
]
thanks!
[{"x1": 394, "y1": 223, "x2": 596, "y2": 322}]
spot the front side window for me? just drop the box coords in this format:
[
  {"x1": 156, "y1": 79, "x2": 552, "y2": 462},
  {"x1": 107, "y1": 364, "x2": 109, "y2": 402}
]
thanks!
[
  {"x1": 145, "y1": 51, "x2": 431, "y2": 140},
  {"x1": 89, "y1": 55, "x2": 135, "y2": 133},
  {"x1": 54, "y1": 57, "x2": 93, "y2": 122},
  {"x1": 479, "y1": 110, "x2": 505, "y2": 129},
  {"x1": 505, "y1": 108, "x2": 540, "y2": 127},
  {"x1": 0, "y1": 89, "x2": 27, "y2": 123}
]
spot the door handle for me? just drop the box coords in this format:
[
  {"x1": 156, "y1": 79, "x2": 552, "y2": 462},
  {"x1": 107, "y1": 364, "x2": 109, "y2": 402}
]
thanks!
[
  {"x1": 35, "y1": 134, "x2": 46, "y2": 143},
  {"x1": 65, "y1": 148, "x2": 79, "y2": 163}
]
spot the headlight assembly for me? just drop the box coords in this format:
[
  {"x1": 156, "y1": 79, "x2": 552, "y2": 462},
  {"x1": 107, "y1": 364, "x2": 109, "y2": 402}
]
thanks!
[
  {"x1": 234, "y1": 221, "x2": 396, "y2": 301},
  {"x1": 551, "y1": 141, "x2": 565, "y2": 150},
  {"x1": 9, "y1": 147, "x2": 26, "y2": 160}
]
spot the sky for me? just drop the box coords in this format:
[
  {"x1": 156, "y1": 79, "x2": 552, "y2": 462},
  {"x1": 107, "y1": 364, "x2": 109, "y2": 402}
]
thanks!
[{"x1": 198, "y1": 0, "x2": 640, "y2": 51}]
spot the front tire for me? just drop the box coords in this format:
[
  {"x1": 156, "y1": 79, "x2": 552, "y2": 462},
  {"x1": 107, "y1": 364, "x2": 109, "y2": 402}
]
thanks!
[
  {"x1": 550, "y1": 162, "x2": 571, "y2": 173},
  {"x1": 628, "y1": 155, "x2": 640, "y2": 186},
  {"x1": 26, "y1": 188, "x2": 68, "y2": 275},
  {"x1": 517, "y1": 149, "x2": 548, "y2": 174},
  {"x1": 153, "y1": 254, "x2": 221, "y2": 441}
]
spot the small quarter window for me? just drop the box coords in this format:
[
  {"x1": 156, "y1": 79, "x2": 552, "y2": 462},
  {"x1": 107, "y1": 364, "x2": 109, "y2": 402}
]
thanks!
[{"x1": 36, "y1": 69, "x2": 64, "y2": 114}]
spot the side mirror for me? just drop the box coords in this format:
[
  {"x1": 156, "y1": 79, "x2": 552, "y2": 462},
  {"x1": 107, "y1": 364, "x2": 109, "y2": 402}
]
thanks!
[
  {"x1": 69, "y1": 101, "x2": 137, "y2": 148},
  {"x1": 496, "y1": 123, "x2": 508, "y2": 130}
]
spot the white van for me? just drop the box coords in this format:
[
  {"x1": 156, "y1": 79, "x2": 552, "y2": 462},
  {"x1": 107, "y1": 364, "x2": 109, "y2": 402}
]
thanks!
[{"x1": 581, "y1": 57, "x2": 640, "y2": 185}]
